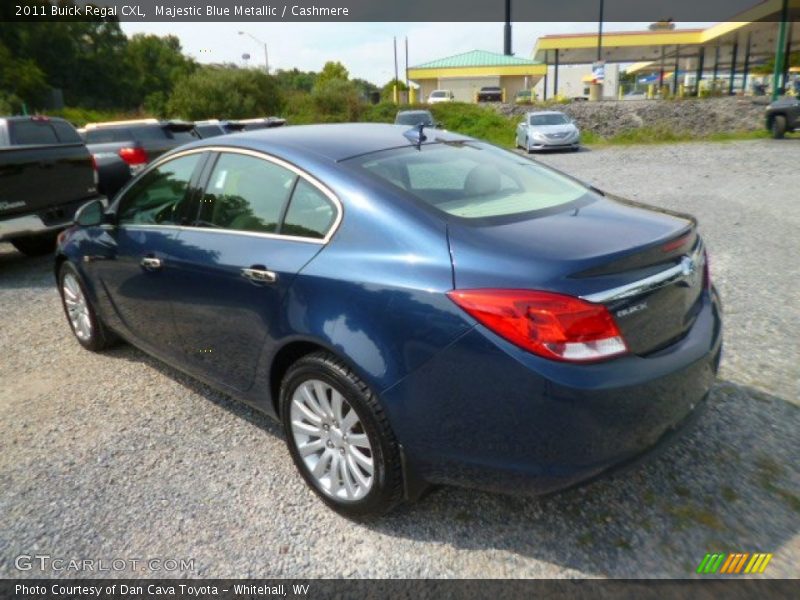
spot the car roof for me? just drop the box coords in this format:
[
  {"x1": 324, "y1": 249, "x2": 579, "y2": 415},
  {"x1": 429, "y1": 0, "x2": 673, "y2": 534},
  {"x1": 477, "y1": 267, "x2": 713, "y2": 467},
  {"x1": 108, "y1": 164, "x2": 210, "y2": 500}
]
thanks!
[
  {"x1": 527, "y1": 110, "x2": 567, "y2": 116},
  {"x1": 397, "y1": 110, "x2": 432, "y2": 115},
  {"x1": 179, "y1": 123, "x2": 471, "y2": 162}
]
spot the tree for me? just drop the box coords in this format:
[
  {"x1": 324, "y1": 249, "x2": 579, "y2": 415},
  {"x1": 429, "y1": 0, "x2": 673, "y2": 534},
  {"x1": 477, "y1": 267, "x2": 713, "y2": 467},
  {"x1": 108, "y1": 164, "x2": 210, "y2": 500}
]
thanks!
[
  {"x1": 166, "y1": 67, "x2": 284, "y2": 120},
  {"x1": 317, "y1": 61, "x2": 349, "y2": 84},
  {"x1": 274, "y1": 68, "x2": 318, "y2": 93},
  {"x1": 311, "y1": 79, "x2": 362, "y2": 120},
  {"x1": 124, "y1": 34, "x2": 196, "y2": 113}
]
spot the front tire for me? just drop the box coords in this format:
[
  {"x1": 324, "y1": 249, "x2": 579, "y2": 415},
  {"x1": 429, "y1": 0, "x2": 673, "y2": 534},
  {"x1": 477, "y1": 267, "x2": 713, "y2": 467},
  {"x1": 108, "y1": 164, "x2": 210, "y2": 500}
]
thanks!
[
  {"x1": 280, "y1": 351, "x2": 404, "y2": 517},
  {"x1": 58, "y1": 262, "x2": 117, "y2": 352},
  {"x1": 771, "y1": 115, "x2": 787, "y2": 139}
]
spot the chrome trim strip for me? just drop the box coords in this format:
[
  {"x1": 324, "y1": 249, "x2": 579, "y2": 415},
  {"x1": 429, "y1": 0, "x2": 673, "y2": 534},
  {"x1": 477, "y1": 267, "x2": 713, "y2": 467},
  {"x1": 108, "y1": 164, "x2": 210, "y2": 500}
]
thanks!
[
  {"x1": 580, "y1": 242, "x2": 704, "y2": 304},
  {"x1": 124, "y1": 146, "x2": 343, "y2": 245},
  {"x1": 122, "y1": 223, "x2": 327, "y2": 245}
]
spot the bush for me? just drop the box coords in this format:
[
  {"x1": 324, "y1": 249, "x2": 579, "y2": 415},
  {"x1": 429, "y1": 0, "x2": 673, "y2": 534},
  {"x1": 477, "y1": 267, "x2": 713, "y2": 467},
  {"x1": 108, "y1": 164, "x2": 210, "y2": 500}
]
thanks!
[
  {"x1": 310, "y1": 78, "x2": 362, "y2": 121},
  {"x1": 167, "y1": 67, "x2": 283, "y2": 120}
]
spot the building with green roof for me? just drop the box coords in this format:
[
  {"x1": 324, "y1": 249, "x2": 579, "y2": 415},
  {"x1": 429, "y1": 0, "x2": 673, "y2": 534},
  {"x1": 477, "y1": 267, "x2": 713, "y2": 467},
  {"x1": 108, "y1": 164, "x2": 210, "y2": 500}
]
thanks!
[{"x1": 407, "y1": 49, "x2": 546, "y2": 103}]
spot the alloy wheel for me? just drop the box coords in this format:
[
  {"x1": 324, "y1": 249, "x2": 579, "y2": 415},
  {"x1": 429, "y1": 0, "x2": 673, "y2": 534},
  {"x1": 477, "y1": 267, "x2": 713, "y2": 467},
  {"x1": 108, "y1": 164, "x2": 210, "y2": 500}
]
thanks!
[
  {"x1": 289, "y1": 379, "x2": 374, "y2": 501},
  {"x1": 62, "y1": 272, "x2": 93, "y2": 341}
]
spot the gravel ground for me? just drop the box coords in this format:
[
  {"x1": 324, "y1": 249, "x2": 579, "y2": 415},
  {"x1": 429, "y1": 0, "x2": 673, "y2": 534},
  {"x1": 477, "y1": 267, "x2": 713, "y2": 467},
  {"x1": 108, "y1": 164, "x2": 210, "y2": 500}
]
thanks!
[{"x1": 1, "y1": 140, "x2": 799, "y2": 579}]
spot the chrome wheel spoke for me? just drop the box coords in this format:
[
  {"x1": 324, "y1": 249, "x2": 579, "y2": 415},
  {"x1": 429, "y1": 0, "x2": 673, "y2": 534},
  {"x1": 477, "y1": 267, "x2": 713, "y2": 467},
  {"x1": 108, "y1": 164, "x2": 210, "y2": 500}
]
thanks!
[
  {"x1": 297, "y1": 438, "x2": 325, "y2": 457},
  {"x1": 290, "y1": 378, "x2": 374, "y2": 502},
  {"x1": 348, "y1": 446, "x2": 373, "y2": 474},
  {"x1": 347, "y1": 433, "x2": 370, "y2": 449},
  {"x1": 62, "y1": 273, "x2": 92, "y2": 341}
]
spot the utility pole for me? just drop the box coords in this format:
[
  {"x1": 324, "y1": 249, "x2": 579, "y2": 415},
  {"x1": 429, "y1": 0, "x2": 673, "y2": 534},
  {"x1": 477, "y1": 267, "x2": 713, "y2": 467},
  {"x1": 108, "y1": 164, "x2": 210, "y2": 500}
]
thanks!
[
  {"x1": 504, "y1": 0, "x2": 512, "y2": 55},
  {"x1": 238, "y1": 31, "x2": 269, "y2": 74},
  {"x1": 393, "y1": 36, "x2": 399, "y2": 103},
  {"x1": 597, "y1": 0, "x2": 604, "y2": 62},
  {"x1": 771, "y1": 0, "x2": 789, "y2": 100}
]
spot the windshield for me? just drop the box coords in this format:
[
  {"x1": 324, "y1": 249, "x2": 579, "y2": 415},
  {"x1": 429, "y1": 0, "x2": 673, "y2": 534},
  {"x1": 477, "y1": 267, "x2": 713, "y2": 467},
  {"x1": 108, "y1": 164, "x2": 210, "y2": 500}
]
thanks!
[
  {"x1": 348, "y1": 142, "x2": 589, "y2": 220},
  {"x1": 530, "y1": 114, "x2": 569, "y2": 126},
  {"x1": 430, "y1": 91, "x2": 448, "y2": 98},
  {"x1": 395, "y1": 112, "x2": 434, "y2": 126}
]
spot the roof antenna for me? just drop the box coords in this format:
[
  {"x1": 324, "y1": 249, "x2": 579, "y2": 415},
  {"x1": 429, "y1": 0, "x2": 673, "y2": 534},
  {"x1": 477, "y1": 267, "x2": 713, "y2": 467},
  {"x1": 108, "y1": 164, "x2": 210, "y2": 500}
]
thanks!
[{"x1": 403, "y1": 123, "x2": 427, "y2": 150}]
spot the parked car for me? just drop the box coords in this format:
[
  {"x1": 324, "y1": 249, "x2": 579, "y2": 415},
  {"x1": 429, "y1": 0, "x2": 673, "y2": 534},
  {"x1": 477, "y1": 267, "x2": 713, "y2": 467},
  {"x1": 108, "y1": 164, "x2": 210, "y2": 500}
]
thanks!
[
  {"x1": 427, "y1": 90, "x2": 454, "y2": 104},
  {"x1": 237, "y1": 117, "x2": 287, "y2": 130},
  {"x1": 83, "y1": 118, "x2": 199, "y2": 198},
  {"x1": 394, "y1": 110, "x2": 436, "y2": 128},
  {"x1": 516, "y1": 110, "x2": 581, "y2": 152},
  {"x1": 0, "y1": 115, "x2": 104, "y2": 256},
  {"x1": 56, "y1": 124, "x2": 722, "y2": 517},
  {"x1": 765, "y1": 97, "x2": 800, "y2": 139},
  {"x1": 514, "y1": 90, "x2": 533, "y2": 104},
  {"x1": 477, "y1": 86, "x2": 503, "y2": 102}
]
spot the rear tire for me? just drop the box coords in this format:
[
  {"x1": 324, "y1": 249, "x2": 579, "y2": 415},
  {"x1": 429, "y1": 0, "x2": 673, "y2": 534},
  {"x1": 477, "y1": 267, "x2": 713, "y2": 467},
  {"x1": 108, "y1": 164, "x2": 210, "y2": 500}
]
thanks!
[
  {"x1": 11, "y1": 233, "x2": 57, "y2": 257},
  {"x1": 58, "y1": 262, "x2": 118, "y2": 352},
  {"x1": 771, "y1": 115, "x2": 787, "y2": 139},
  {"x1": 280, "y1": 351, "x2": 404, "y2": 518}
]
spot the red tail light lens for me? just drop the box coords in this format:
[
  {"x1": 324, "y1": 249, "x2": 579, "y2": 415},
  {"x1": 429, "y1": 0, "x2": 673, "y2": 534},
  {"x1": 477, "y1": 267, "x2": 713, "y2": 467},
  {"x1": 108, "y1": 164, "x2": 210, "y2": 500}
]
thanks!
[
  {"x1": 118, "y1": 146, "x2": 148, "y2": 166},
  {"x1": 90, "y1": 154, "x2": 99, "y2": 186},
  {"x1": 447, "y1": 289, "x2": 628, "y2": 363}
]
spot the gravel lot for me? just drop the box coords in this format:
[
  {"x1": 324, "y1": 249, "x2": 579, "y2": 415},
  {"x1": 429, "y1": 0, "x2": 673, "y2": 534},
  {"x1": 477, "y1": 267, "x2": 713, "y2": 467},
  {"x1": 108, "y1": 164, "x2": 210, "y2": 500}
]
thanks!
[{"x1": 1, "y1": 140, "x2": 798, "y2": 579}]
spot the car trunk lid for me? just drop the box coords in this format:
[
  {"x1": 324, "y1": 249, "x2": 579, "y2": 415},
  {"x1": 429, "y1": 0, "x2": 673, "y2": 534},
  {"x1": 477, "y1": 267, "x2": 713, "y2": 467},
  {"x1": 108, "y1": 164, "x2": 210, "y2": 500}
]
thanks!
[{"x1": 447, "y1": 195, "x2": 705, "y2": 356}]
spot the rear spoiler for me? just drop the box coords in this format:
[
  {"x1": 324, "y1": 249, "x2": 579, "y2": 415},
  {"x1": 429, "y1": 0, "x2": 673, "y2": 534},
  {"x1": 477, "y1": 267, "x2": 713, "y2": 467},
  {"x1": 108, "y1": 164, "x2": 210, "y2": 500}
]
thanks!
[{"x1": 163, "y1": 120, "x2": 196, "y2": 132}]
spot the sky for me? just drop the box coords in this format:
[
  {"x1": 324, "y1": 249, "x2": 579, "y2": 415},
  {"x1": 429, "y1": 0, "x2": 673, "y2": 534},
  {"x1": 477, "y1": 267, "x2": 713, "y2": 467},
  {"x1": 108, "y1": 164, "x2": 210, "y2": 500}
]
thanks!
[{"x1": 120, "y1": 21, "x2": 715, "y2": 85}]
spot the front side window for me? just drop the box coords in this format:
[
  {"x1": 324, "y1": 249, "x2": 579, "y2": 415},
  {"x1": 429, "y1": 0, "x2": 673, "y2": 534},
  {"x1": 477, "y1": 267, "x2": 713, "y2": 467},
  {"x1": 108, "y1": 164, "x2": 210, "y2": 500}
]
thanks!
[
  {"x1": 349, "y1": 142, "x2": 590, "y2": 220},
  {"x1": 118, "y1": 153, "x2": 203, "y2": 225},
  {"x1": 198, "y1": 153, "x2": 296, "y2": 234}
]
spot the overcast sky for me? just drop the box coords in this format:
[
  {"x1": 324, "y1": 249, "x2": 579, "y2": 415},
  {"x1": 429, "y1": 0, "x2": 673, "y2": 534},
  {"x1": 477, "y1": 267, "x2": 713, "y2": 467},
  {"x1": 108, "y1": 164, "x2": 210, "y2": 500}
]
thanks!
[{"x1": 119, "y1": 21, "x2": 715, "y2": 84}]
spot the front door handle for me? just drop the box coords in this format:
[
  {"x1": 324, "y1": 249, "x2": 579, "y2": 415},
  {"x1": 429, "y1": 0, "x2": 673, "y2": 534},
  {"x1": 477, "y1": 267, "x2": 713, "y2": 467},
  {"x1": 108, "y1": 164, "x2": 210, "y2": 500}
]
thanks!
[
  {"x1": 241, "y1": 266, "x2": 277, "y2": 284},
  {"x1": 141, "y1": 256, "x2": 163, "y2": 271}
]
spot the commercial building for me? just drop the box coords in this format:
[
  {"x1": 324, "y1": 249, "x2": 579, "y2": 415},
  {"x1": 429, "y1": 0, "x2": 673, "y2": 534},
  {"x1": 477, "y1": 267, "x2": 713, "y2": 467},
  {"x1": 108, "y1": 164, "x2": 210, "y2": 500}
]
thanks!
[{"x1": 407, "y1": 50, "x2": 545, "y2": 103}]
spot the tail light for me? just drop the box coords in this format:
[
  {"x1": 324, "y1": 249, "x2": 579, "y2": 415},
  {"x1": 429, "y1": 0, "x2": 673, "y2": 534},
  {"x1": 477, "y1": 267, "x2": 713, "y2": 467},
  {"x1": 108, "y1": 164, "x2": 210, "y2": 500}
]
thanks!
[
  {"x1": 90, "y1": 154, "x2": 99, "y2": 186},
  {"x1": 447, "y1": 289, "x2": 628, "y2": 363},
  {"x1": 118, "y1": 146, "x2": 148, "y2": 171}
]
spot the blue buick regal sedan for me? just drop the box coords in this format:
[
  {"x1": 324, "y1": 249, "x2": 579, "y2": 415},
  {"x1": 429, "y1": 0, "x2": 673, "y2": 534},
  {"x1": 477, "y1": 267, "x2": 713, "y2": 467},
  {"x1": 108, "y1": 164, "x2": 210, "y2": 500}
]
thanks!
[{"x1": 56, "y1": 124, "x2": 722, "y2": 516}]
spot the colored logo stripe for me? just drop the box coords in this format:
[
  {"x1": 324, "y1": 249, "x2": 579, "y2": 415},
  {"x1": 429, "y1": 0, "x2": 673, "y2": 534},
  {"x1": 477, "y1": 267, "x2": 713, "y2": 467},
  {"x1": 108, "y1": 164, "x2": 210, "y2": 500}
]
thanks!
[{"x1": 697, "y1": 553, "x2": 773, "y2": 574}]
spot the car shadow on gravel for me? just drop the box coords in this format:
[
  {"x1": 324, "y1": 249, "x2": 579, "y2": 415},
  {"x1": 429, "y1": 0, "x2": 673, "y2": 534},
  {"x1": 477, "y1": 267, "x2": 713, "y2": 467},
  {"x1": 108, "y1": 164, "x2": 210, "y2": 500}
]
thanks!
[
  {"x1": 0, "y1": 244, "x2": 55, "y2": 289},
  {"x1": 376, "y1": 379, "x2": 800, "y2": 577},
  {"x1": 101, "y1": 344, "x2": 799, "y2": 578}
]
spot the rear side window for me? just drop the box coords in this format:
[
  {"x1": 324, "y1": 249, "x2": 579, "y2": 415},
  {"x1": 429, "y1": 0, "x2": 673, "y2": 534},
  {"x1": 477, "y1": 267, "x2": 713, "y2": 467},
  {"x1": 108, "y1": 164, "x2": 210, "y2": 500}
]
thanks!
[
  {"x1": 195, "y1": 125, "x2": 223, "y2": 138},
  {"x1": 118, "y1": 153, "x2": 203, "y2": 225},
  {"x1": 198, "y1": 153, "x2": 296, "y2": 234},
  {"x1": 132, "y1": 126, "x2": 168, "y2": 141},
  {"x1": 10, "y1": 121, "x2": 59, "y2": 145},
  {"x1": 283, "y1": 179, "x2": 336, "y2": 239},
  {"x1": 168, "y1": 129, "x2": 198, "y2": 142}
]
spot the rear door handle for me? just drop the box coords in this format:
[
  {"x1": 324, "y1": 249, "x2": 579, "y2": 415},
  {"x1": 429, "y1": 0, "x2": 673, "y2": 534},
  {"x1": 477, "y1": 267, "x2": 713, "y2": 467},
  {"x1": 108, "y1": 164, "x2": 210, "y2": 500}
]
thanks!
[
  {"x1": 141, "y1": 256, "x2": 163, "y2": 271},
  {"x1": 241, "y1": 266, "x2": 277, "y2": 284}
]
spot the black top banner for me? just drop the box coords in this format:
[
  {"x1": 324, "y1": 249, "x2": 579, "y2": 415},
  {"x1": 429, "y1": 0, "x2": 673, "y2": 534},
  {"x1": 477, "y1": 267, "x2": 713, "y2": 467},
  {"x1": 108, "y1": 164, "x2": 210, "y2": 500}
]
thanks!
[{"x1": 3, "y1": 0, "x2": 797, "y2": 22}]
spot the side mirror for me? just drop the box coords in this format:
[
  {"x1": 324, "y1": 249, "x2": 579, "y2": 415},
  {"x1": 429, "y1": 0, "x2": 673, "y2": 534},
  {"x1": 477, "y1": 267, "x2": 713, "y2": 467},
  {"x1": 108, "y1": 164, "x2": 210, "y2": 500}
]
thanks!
[{"x1": 74, "y1": 199, "x2": 105, "y2": 227}]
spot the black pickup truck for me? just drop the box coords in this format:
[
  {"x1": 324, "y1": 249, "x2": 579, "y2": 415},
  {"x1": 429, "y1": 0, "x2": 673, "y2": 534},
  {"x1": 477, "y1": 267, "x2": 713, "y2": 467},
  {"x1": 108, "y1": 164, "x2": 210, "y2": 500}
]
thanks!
[
  {"x1": 0, "y1": 116, "x2": 104, "y2": 256},
  {"x1": 766, "y1": 97, "x2": 800, "y2": 139}
]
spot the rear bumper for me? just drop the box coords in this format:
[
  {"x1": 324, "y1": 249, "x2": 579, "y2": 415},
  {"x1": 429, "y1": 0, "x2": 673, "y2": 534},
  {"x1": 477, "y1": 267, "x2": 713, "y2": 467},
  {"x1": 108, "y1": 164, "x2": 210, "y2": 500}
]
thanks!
[
  {"x1": 383, "y1": 288, "x2": 722, "y2": 495},
  {"x1": 0, "y1": 196, "x2": 105, "y2": 241}
]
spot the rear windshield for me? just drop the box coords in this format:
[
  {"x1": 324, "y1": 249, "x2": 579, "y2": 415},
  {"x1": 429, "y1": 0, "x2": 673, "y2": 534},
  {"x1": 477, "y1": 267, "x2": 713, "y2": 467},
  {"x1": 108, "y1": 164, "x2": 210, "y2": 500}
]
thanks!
[
  {"x1": 395, "y1": 112, "x2": 434, "y2": 126},
  {"x1": 195, "y1": 124, "x2": 224, "y2": 138},
  {"x1": 348, "y1": 142, "x2": 589, "y2": 220},
  {"x1": 9, "y1": 120, "x2": 80, "y2": 145},
  {"x1": 530, "y1": 114, "x2": 569, "y2": 126}
]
